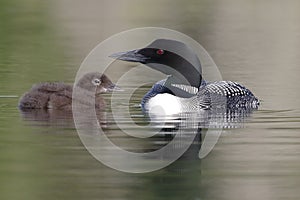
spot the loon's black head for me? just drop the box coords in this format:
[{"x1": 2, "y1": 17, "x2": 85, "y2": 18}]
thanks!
[{"x1": 110, "y1": 39, "x2": 202, "y2": 89}]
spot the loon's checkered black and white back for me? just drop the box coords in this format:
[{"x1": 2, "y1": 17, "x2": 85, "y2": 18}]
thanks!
[
  {"x1": 196, "y1": 81, "x2": 259, "y2": 109},
  {"x1": 141, "y1": 79, "x2": 259, "y2": 114}
]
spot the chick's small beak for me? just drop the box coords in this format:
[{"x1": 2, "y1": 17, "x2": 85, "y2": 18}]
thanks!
[
  {"x1": 109, "y1": 49, "x2": 148, "y2": 63},
  {"x1": 106, "y1": 84, "x2": 123, "y2": 92},
  {"x1": 95, "y1": 83, "x2": 122, "y2": 94}
]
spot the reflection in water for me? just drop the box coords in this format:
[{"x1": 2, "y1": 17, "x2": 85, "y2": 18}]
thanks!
[
  {"x1": 144, "y1": 105, "x2": 258, "y2": 159},
  {"x1": 19, "y1": 108, "x2": 108, "y2": 128},
  {"x1": 20, "y1": 109, "x2": 73, "y2": 124},
  {"x1": 149, "y1": 107, "x2": 257, "y2": 130}
]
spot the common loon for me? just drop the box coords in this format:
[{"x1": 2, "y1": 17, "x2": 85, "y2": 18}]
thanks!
[
  {"x1": 110, "y1": 39, "x2": 259, "y2": 115},
  {"x1": 19, "y1": 72, "x2": 118, "y2": 110}
]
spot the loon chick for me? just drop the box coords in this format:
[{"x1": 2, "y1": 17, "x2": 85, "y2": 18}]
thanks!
[
  {"x1": 110, "y1": 39, "x2": 259, "y2": 114},
  {"x1": 19, "y1": 72, "x2": 118, "y2": 110}
]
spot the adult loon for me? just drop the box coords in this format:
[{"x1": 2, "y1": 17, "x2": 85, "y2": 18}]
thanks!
[
  {"x1": 110, "y1": 39, "x2": 259, "y2": 115},
  {"x1": 19, "y1": 72, "x2": 118, "y2": 110}
]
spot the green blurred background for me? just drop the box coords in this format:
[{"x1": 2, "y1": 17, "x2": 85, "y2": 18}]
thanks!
[{"x1": 1, "y1": 0, "x2": 300, "y2": 199}]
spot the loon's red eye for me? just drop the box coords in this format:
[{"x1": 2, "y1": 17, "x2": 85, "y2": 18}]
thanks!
[{"x1": 156, "y1": 49, "x2": 164, "y2": 55}]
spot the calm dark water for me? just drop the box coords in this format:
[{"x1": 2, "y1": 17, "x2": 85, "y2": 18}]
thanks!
[{"x1": 1, "y1": 0, "x2": 300, "y2": 200}]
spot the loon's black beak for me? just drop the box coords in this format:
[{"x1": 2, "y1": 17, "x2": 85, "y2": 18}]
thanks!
[{"x1": 109, "y1": 49, "x2": 148, "y2": 63}]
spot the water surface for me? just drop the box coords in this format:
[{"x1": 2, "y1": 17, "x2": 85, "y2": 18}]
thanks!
[{"x1": 1, "y1": 0, "x2": 300, "y2": 200}]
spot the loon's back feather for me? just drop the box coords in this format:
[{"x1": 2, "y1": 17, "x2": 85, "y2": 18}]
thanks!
[
  {"x1": 197, "y1": 81, "x2": 259, "y2": 109},
  {"x1": 142, "y1": 80, "x2": 259, "y2": 114}
]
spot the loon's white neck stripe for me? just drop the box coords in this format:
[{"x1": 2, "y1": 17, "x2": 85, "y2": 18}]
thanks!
[{"x1": 171, "y1": 84, "x2": 198, "y2": 95}]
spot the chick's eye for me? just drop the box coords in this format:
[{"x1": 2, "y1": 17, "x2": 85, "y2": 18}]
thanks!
[
  {"x1": 156, "y1": 49, "x2": 164, "y2": 55},
  {"x1": 92, "y1": 78, "x2": 101, "y2": 86}
]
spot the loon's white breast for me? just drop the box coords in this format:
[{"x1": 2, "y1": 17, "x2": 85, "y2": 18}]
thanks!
[{"x1": 145, "y1": 93, "x2": 183, "y2": 116}]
